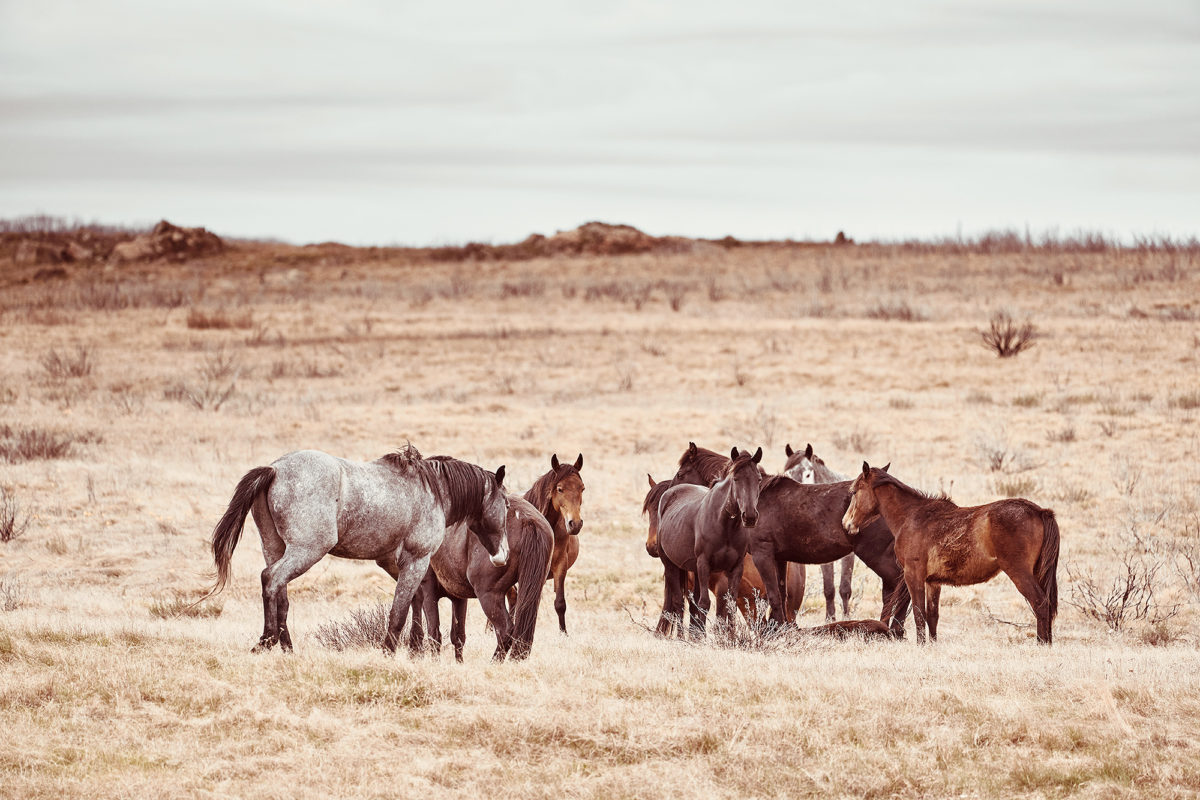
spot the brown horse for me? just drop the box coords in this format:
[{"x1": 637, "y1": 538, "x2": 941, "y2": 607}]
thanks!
[
  {"x1": 655, "y1": 447, "x2": 763, "y2": 637},
  {"x1": 843, "y1": 463, "x2": 1059, "y2": 644},
  {"x1": 671, "y1": 443, "x2": 806, "y2": 621},
  {"x1": 644, "y1": 474, "x2": 801, "y2": 624},
  {"x1": 411, "y1": 493, "x2": 553, "y2": 661},
  {"x1": 522, "y1": 453, "x2": 585, "y2": 634}
]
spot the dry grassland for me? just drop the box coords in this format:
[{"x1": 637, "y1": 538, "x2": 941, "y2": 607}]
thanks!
[{"x1": 2, "y1": 238, "x2": 1200, "y2": 799}]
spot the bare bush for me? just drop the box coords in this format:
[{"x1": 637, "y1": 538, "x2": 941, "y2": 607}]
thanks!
[
  {"x1": 0, "y1": 424, "x2": 98, "y2": 462},
  {"x1": 39, "y1": 345, "x2": 95, "y2": 380},
  {"x1": 831, "y1": 427, "x2": 877, "y2": 455},
  {"x1": 980, "y1": 310, "x2": 1039, "y2": 358},
  {"x1": 313, "y1": 603, "x2": 389, "y2": 650},
  {"x1": 165, "y1": 348, "x2": 241, "y2": 410},
  {"x1": 1066, "y1": 554, "x2": 1180, "y2": 632},
  {"x1": 1, "y1": 488, "x2": 29, "y2": 542},
  {"x1": 186, "y1": 306, "x2": 254, "y2": 330},
  {"x1": 865, "y1": 299, "x2": 928, "y2": 322},
  {"x1": 0, "y1": 573, "x2": 27, "y2": 610}
]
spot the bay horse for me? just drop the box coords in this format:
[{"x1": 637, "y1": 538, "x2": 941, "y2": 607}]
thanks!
[
  {"x1": 843, "y1": 463, "x2": 1059, "y2": 644},
  {"x1": 670, "y1": 443, "x2": 805, "y2": 621},
  {"x1": 656, "y1": 447, "x2": 763, "y2": 637},
  {"x1": 521, "y1": 453, "x2": 585, "y2": 633},
  {"x1": 411, "y1": 493, "x2": 552, "y2": 661},
  {"x1": 207, "y1": 445, "x2": 509, "y2": 653},
  {"x1": 644, "y1": 474, "x2": 800, "y2": 625},
  {"x1": 672, "y1": 442, "x2": 910, "y2": 635},
  {"x1": 784, "y1": 442, "x2": 857, "y2": 621}
]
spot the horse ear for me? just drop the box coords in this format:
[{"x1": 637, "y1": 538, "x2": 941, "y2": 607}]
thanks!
[
  {"x1": 882, "y1": 462, "x2": 891, "y2": 473},
  {"x1": 551, "y1": 454, "x2": 560, "y2": 470},
  {"x1": 730, "y1": 447, "x2": 739, "y2": 460},
  {"x1": 574, "y1": 453, "x2": 583, "y2": 471},
  {"x1": 688, "y1": 442, "x2": 697, "y2": 455},
  {"x1": 647, "y1": 473, "x2": 656, "y2": 488},
  {"x1": 495, "y1": 465, "x2": 506, "y2": 486},
  {"x1": 862, "y1": 461, "x2": 870, "y2": 477},
  {"x1": 805, "y1": 443, "x2": 813, "y2": 459},
  {"x1": 752, "y1": 447, "x2": 763, "y2": 463},
  {"x1": 785, "y1": 443, "x2": 794, "y2": 457}
]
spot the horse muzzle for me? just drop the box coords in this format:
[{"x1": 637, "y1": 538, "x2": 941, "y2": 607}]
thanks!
[
  {"x1": 646, "y1": 541, "x2": 660, "y2": 558},
  {"x1": 490, "y1": 540, "x2": 510, "y2": 567},
  {"x1": 841, "y1": 512, "x2": 859, "y2": 536},
  {"x1": 568, "y1": 518, "x2": 583, "y2": 536},
  {"x1": 741, "y1": 512, "x2": 758, "y2": 528}
]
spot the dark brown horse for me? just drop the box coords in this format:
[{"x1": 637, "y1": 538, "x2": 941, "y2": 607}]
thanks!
[
  {"x1": 844, "y1": 463, "x2": 1059, "y2": 644},
  {"x1": 672, "y1": 440, "x2": 914, "y2": 635},
  {"x1": 671, "y1": 443, "x2": 805, "y2": 620},
  {"x1": 783, "y1": 442, "x2": 856, "y2": 621},
  {"x1": 522, "y1": 454, "x2": 585, "y2": 634},
  {"x1": 411, "y1": 493, "x2": 553, "y2": 661},
  {"x1": 656, "y1": 447, "x2": 763, "y2": 637},
  {"x1": 644, "y1": 475, "x2": 802, "y2": 624}
]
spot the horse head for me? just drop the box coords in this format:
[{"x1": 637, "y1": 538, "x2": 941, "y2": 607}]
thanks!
[
  {"x1": 725, "y1": 446, "x2": 763, "y2": 528},
  {"x1": 843, "y1": 461, "x2": 889, "y2": 536},
  {"x1": 477, "y1": 465, "x2": 510, "y2": 566},
  {"x1": 549, "y1": 453, "x2": 585, "y2": 535},
  {"x1": 642, "y1": 473, "x2": 673, "y2": 558},
  {"x1": 783, "y1": 442, "x2": 819, "y2": 484}
]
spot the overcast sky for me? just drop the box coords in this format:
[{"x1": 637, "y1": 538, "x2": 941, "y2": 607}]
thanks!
[{"x1": 2, "y1": 1, "x2": 1197, "y2": 245}]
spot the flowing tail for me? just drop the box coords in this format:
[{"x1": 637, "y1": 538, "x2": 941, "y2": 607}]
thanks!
[
  {"x1": 207, "y1": 466, "x2": 276, "y2": 598},
  {"x1": 508, "y1": 512, "x2": 554, "y2": 660},
  {"x1": 1036, "y1": 509, "x2": 1060, "y2": 623}
]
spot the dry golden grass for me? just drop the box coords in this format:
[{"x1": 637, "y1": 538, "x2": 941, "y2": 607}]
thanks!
[{"x1": 2, "y1": 239, "x2": 1200, "y2": 798}]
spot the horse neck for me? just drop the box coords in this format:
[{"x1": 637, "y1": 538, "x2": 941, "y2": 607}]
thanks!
[
  {"x1": 704, "y1": 474, "x2": 739, "y2": 525},
  {"x1": 523, "y1": 476, "x2": 565, "y2": 536},
  {"x1": 872, "y1": 479, "x2": 921, "y2": 528},
  {"x1": 815, "y1": 463, "x2": 847, "y2": 484}
]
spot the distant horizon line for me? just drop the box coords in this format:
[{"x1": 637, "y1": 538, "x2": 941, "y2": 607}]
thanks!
[{"x1": 2, "y1": 212, "x2": 1197, "y2": 250}]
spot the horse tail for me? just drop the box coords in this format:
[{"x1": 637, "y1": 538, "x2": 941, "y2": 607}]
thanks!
[
  {"x1": 509, "y1": 511, "x2": 553, "y2": 660},
  {"x1": 207, "y1": 466, "x2": 276, "y2": 598},
  {"x1": 1036, "y1": 509, "x2": 1060, "y2": 622}
]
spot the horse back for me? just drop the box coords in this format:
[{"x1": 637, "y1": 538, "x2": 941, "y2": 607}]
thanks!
[{"x1": 754, "y1": 478, "x2": 856, "y2": 563}]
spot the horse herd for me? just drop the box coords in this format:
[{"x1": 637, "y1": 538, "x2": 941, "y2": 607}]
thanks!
[{"x1": 207, "y1": 440, "x2": 1060, "y2": 660}]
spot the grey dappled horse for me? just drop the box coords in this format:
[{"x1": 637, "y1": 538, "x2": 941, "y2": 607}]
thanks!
[
  {"x1": 208, "y1": 446, "x2": 510, "y2": 653},
  {"x1": 783, "y1": 443, "x2": 857, "y2": 621}
]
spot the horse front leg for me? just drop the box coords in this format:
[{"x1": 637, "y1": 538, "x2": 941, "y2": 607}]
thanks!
[
  {"x1": 450, "y1": 597, "x2": 468, "y2": 662},
  {"x1": 384, "y1": 552, "x2": 433, "y2": 655},
  {"x1": 657, "y1": 559, "x2": 684, "y2": 637},
  {"x1": 838, "y1": 554, "x2": 855, "y2": 618},
  {"x1": 553, "y1": 570, "x2": 569, "y2": 635},
  {"x1": 902, "y1": 560, "x2": 929, "y2": 645},
  {"x1": 478, "y1": 590, "x2": 512, "y2": 662},
  {"x1": 723, "y1": 558, "x2": 746, "y2": 629},
  {"x1": 926, "y1": 583, "x2": 941, "y2": 641},
  {"x1": 692, "y1": 554, "x2": 712, "y2": 639}
]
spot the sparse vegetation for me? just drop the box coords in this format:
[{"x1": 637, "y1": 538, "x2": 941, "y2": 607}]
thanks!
[
  {"x1": 39, "y1": 344, "x2": 95, "y2": 380},
  {"x1": 1, "y1": 488, "x2": 29, "y2": 542},
  {"x1": 1066, "y1": 554, "x2": 1180, "y2": 632},
  {"x1": 0, "y1": 424, "x2": 97, "y2": 462},
  {"x1": 313, "y1": 603, "x2": 388, "y2": 650},
  {"x1": 980, "y1": 309, "x2": 1039, "y2": 357}
]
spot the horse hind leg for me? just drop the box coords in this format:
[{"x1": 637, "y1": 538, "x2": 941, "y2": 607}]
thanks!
[
  {"x1": 839, "y1": 554, "x2": 854, "y2": 618},
  {"x1": 478, "y1": 591, "x2": 512, "y2": 662},
  {"x1": 1005, "y1": 568, "x2": 1052, "y2": 644},
  {"x1": 450, "y1": 597, "x2": 468, "y2": 662},
  {"x1": 821, "y1": 561, "x2": 837, "y2": 622},
  {"x1": 255, "y1": 544, "x2": 328, "y2": 653}
]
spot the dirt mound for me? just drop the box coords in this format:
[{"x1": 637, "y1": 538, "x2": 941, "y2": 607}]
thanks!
[
  {"x1": 110, "y1": 220, "x2": 224, "y2": 263},
  {"x1": 427, "y1": 221, "x2": 696, "y2": 262},
  {"x1": 2, "y1": 219, "x2": 224, "y2": 269}
]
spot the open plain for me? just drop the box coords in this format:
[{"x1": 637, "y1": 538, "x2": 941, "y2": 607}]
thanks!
[{"x1": 2, "y1": 229, "x2": 1199, "y2": 798}]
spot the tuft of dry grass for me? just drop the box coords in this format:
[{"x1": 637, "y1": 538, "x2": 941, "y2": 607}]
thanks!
[{"x1": 980, "y1": 309, "x2": 1039, "y2": 357}]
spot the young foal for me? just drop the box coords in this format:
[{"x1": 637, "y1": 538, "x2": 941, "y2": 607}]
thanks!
[{"x1": 843, "y1": 463, "x2": 1060, "y2": 644}]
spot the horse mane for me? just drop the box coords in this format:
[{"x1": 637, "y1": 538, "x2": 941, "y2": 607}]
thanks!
[
  {"x1": 379, "y1": 445, "x2": 496, "y2": 526},
  {"x1": 868, "y1": 469, "x2": 952, "y2": 504},
  {"x1": 677, "y1": 445, "x2": 731, "y2": 484},
  {"x1": 642, "y1": 476, "x2": 680, "y2": 516},
  {"x1": 760, "y1": 474, "x2": 794, "y2": 493},
  {"x1": 524, "y1": 461, "x2": 582, "y2": 519}
]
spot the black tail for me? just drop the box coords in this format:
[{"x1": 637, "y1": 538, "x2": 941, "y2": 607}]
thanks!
[
  {"x1": 207, "y1": 466, "x2": 275, "y2": 598},
  {"x1": 1036, "y1": 509, "x2": 1060, "y2": 623},
  {"x1": 508, "y1": 512, "x2": 554, "y2": 660}
]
